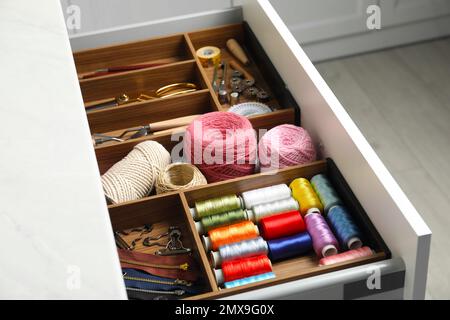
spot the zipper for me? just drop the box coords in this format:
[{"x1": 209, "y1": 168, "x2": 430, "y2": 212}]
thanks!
[
  {"x1": 126, "y1": 287, "x2": 185, "y2": 296},
  {"x1": 123, "y1": 275, "x2": 192, "y2": 287},
  {"x1": 120, "y1": 259, "x2": 189, "y2": 271}
]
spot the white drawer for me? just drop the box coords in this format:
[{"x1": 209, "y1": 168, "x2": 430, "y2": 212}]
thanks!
[{"x1": 0, "y1": 0, "x2": 430, "y2": 299}]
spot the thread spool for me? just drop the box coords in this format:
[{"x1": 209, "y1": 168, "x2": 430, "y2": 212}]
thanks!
[
  {"x1": 268, "y1": 232, "x2": 312, "y2": 261},
  {"x1": 226, "y1": 39, "x2": 250, "y2": 66},
  {"x1": 230, "y1": 92, "x2": 239, "y2": 106},
  {"x1": 228, "y1": 102, "x2": 272, "y2": 118},
  {"x1": 327, "y1": 205, "x2": 363, "y2": 250},
  {"x1": 258, "y1": 124, "x2": 316, "y2": 173},
  {"x1": 319, "y1": 247, "x2": 373, "y2": 266},
  {"x1": 304, "y1": 209, "x2": 339, "y2": 258},
  {"x1": 289, "y1": 178, "x2": 324, "y2": 215},
  {"x1": 246, "y1": 197, "x2": 299, "y2": 223},
  {"x1": 203, "y1": 221, "x2": 259, "y2": 251},
  {"x1": 195, "y1": 209, "x2": 248, "y2": 234},
  {"x1": 210, "y1": 237, "x2": 268, "y2": 268},
  {"x1": 155, "y1": 163, "x2": 207, "y2": 194},
  {"x1": 214, "y1": 255, "x2": 272, "y2": 285},
  {"x1": 191, "y1": 194, "x2": 242, "y2": 220},
  {"x1": 259, "y1": 210, "x2": 306, "y2": 240},
  {"x1": 184, "y1": 112, "x2": 257, "y2": 182},
  {"x1": 101, "y1": 141, "x2": 171, "y2": 204},
  {"x1": 241, "y1": 184, "x2": 291, "y2": 209},
  {"x1": 224, "y1": 272, "x2": 275, "y2": 289},
  {"x1": 310, "y1": 174, "x2": 343, "y2": 214},
  {"x1": 196, "y1": 46, "x2": 221, "y2": 67}
]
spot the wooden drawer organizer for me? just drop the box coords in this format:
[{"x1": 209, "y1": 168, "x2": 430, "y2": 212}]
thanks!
[{"x1": 73, "y1": 23, "x2": 390, "y2": 299}]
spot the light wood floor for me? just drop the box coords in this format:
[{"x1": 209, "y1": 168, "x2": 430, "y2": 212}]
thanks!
[{"x1": 316, "y1": 38, "x2": 450, "y2": 300}]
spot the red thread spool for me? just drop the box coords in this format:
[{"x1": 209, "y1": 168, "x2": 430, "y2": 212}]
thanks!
[
  {"x1": 259, "y1": 210, "x2": 306, "y2": 240},
  {"x1": 206, "y1": 221, "x2": 259, "y2": 251},
  {"x1": 221, "y1": 255, "x2": 272, "y2": 283},
  {"x1": 319, "y1": 246, "x2": 373, "y2": 266}
]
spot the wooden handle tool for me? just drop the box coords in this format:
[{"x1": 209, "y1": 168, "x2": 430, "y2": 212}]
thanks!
[
  {"x1": 148, "y1": 114, "x2": 199, "y2": 132},
  {"x1": 229, "y1": 60, "x2": 254, "y2": 81},
  {"x1": 226, "y1": 39, "x2": 250, "y2": 65}
]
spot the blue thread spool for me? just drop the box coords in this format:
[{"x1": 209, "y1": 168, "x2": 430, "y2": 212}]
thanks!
[
  {"x1": 310, "y1": 174, "x2": 342, "y2": 214},
  {"x1": 224, "y1": 272, "x2": 276, "y2": 289},
  {"x1": 327, "y1": 205, "x2": 363, "y2": 250},
  {"x1": 267, "y1": 232, "x2": 312, "y2": 261}
]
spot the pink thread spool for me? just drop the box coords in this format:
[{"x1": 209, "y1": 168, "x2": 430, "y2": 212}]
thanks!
[
  {"x1": 258, "y1": 124, "x2": 316, "y2": 172},
  {"x1": 184, "y1": 112, "x2": 257, "y2": 182}
]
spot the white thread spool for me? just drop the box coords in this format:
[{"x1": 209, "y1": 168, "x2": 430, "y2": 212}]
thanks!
[
  {"x1": 210, "y1": 237, "x2": 268, "y2": 268},
  {"x1": 247, "y1": 197, "x2": 299, "y2": 222},
  {"x1": 241, "y1": 184, "x2": 291, "y2": 209}
]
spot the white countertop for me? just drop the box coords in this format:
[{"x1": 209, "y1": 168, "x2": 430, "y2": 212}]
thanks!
[{"x1": 0, "y1": 0, "x2": 126, "y2": 299}]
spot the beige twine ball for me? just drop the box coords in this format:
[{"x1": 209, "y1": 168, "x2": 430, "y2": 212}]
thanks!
[
  {"x1": 156, "y1": 163, "x2": 207, "y2": 194},
  {"x1": 101, "y1": 141, "x2": 171, "y2": 204}
]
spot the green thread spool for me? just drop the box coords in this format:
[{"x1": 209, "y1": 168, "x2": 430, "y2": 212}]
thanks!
[
  {"x1": 192, "y1": 194, "x2": 243, "y2": 220},
  {"x1": 310, "y1": 174, "x2": 342, "y2": 214},
  {"x1": 195, "y1": 209, "x2": 248, "y2": 234}
]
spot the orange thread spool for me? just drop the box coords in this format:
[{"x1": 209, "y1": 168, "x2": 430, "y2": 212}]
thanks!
[
  {"x1": 290, "y1": 178, "x2": 323, "y2": 215},
  {"x1": 207, "y1": 221, "x2": 259, "y2": 251}
]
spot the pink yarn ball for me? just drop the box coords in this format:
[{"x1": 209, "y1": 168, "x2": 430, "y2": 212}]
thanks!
[
  {"x1": 258, "y1": 124, "x2": 316, "y2": 172},
  {"x1": 184, "y1": 112, "x2": 257, "y2": 182}
]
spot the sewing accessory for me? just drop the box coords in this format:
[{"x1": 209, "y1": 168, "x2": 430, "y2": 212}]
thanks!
[
  {"x1": 230, "y1": 77, "x2": 241, "y2": 86},
  {"x1": 290, "y1": 178, "x2": 324, "y2": 215},
  {"x1": 228, "y1": 102, "x2": 272, "y2": 118},
  {"x1": 243, "y1": 87, "x2": 259, "y2": 100},
  {"x1": 226, "y1": 39, "x2": 250, "y2": 65},
  {"x1": 327, "y1": 205, "x2": 363, "y2": 250},
  {"x1": 93, "y1": 115, "x2": 200, "y2": 146},
  {"x1": 310, "y1": 174, "x2": 343, "y2": 213},
  {"x1": 258, "y1": 124, "x2": 317, "y2": 172},
  {"x1": 246, "y1": 197, "x2": 299, "y2": 223},
  {"x1": 196, "y1": 46, "x2": 221, "y2": 67},
  {"x1": 241, "y1": 184, "x2": 291, "y2": 209},
  {"x1": 155, "y1": 82, "x2": 197, "y2": 99},
  {"x1": 304, "y1": 209, "x2": 339, "y2": 258},
  {"x1": 230, "y1": 92, "x2": 239, "y2": 106},
  {"x1": 257, "y1": 90, "x2": 270, "y2": 102},
  {"x1": 101, "y1": 141, "x2": 171, "y2": 204},
  {"x1": 195, "y1": 209, "x2": 248, "y2": 234},
  {"x1": 184, "y1": 112, "x2": 257, "y2": 182},
  {"x1": 224, "y1": 272, "x2": 275, "y2": 289},
  {"x1": 85, "y1": 93, "x2": 131, "y2": 112},
  {"x1": 319, "y1": 246, "x2": 373, "y2": 266},
  {"x1": 156, "y1": 227, "x2": 192, "y2": 256},
  {"x1": 155, "y1": 163, "x2": 207, "y2": 194},
  {"x1": 267, "y1": 232, "x2": 312, "y2": 261},
  {"x1": 214, "y1": 255, "x2": 272, "y2": 285},
  {"x1": 218, "y1": 89, "x2": 229, "y2": 104},
  {"x1": 212, "y1": 64, "x2": 219, "y2": 92},
  {"x1": 191, "y1": 194, "x2": 243, "y2": 220},
  {"x1": 229, "y1": 60, "x2": 254, "y2": 81},
  {"x1": 115, "y1": 231, "x2": 133, "y2": 250},
  {"x1": 259, "y1": 210, "x2": 306, "y2": 240},
  {"x1": 242, "y1": 79, "x2": 256, "y2": 88},
  {"x1": 120, "y1": 258, "x2": 188, "y2": 271},
  {"x1": 203, "y1": 221, "x2": 259, "y2": 251},
  {"x1": 210, "y1": 237, "x2": 268, "y2": 268},
  {"x1": 232, "y1": 70, "x2": 243, "y2": 78},
  {"x1": 231, "y1": 83, "x2": 244, "y2": 93},
  {"x1": 78, "y1": 61, "x2": 170, "y2": 80}
]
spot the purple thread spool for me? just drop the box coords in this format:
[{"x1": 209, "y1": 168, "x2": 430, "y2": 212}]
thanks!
[{"x1": 305, "y1": 208, "x2": 339, "y2": 258}]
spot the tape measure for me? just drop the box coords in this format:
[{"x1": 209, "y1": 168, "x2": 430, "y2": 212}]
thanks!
[{"x1": 196, "y1": 46, "x2": 221, "y2": 67}]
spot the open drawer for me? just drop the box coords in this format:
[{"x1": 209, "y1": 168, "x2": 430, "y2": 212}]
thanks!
[
  {"x1": 68, "y1": 0, "x2": 430, "y2": 300},
  {"x1": 0, "y1": 0, "x2": 429, "y2": 299}
]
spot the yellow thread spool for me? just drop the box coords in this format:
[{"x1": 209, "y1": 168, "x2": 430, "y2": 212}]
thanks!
[
  {"x1": 290, "y1": 178, "x2": 323, "y2": 216},
  {"x1": 196, "y1": 46, "x2": 221, "y2": 67}
]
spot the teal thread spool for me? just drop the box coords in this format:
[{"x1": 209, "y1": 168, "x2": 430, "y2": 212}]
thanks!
[
  {"x1": 310, "y1": 174, "x2": 342, "y2": 214},
  {"x1": 195, "y1": 209, "x2": 248, "y2": 234},
  {"x1": 191, "y1": 194, "x2": 243, "y2": 220}
]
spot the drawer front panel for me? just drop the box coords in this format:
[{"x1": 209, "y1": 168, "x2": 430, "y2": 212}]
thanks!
[{"x1": 241, "y1": 0, "x2": 430, "y2": 299}]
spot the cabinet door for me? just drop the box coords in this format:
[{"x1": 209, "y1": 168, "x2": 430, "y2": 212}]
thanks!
[
  {"x1": 269, "y1": 0, "x2": 379, "y2": 44},
  {"x1": 380, "y1": 0, "x2": 450, "y2": 27}
]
